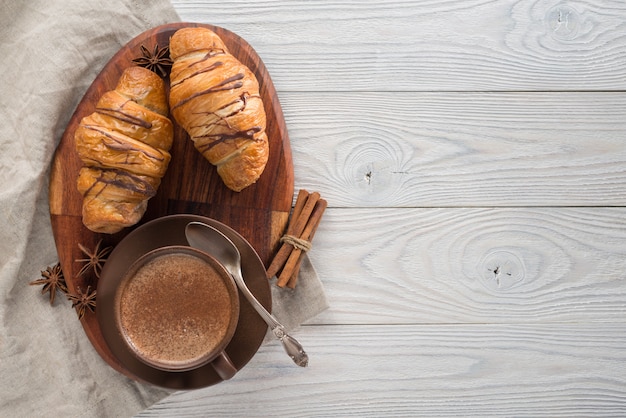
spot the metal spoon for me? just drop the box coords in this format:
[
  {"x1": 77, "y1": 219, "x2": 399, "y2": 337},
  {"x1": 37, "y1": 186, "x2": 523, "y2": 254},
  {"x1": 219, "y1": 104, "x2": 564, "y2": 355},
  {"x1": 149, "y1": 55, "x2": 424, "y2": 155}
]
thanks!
[{"x1": 185, "y1": 221, "x2": 308, "y2": 367}]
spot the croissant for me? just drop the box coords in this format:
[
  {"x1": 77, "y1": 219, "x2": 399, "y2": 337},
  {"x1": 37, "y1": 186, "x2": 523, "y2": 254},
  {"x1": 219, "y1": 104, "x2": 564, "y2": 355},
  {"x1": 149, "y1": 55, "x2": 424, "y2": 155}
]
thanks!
[
  {"x1": 168, "y1": 27, "x2": 269, "y2": 192},
  {"x1": 75, "y1": 66, "x2": 174, "y2": 234}
]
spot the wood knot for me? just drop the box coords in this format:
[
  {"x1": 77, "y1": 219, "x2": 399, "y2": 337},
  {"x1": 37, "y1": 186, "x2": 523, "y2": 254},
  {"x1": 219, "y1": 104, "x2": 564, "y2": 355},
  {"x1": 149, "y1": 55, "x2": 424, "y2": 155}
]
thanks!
[
  {"x1": 546, "y1": 4, "x2": 580, "y2": 41},
  {"x1": 479, "y1": 250, "x2": 525, "y2": 291}
]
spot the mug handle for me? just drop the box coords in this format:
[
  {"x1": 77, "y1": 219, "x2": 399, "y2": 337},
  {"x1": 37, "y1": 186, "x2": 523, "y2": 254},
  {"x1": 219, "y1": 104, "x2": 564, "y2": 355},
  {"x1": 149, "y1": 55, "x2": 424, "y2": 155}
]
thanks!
[{"x1": 211, "y1": 351, "x2": 237, "y2": 380}]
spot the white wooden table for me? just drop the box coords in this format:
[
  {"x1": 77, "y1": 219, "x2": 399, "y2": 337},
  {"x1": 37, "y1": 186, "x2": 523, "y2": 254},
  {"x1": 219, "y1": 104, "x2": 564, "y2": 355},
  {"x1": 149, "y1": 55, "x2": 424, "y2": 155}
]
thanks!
[{"x1": 138, "y1": 1, "x2": 626, "y2": 416}]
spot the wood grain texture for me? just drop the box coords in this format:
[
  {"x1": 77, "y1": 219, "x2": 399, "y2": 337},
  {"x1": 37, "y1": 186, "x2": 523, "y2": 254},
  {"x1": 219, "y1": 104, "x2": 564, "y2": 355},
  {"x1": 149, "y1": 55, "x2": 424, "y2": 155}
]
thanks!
[
  {"x1": 137, "y1": 324, "x2": 626, "y2": 417},
  {"x1": 48, "y1": 22, "x2": 293, "y2": 381},
  {"x1": 171, "y1": 0, "x2": 626, "y2": 91},
  {"x1": 308, "y1": 207, "x2": 626, "y2": 324},
  {"x1": 282, "y1": 91, "x2": 626, "y2": 207}
]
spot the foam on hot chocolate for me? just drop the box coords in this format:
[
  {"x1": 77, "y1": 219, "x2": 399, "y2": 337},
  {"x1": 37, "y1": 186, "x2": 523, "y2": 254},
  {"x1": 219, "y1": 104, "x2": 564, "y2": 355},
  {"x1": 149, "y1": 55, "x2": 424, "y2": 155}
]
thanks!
[{"x1": 119, "y1": 252, "x2": 233, "y2": 369}]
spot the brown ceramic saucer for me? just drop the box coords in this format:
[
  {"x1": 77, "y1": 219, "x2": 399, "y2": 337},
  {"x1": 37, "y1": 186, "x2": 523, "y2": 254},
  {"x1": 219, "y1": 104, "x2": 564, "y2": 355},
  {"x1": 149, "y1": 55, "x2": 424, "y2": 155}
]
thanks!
[{"x1": 97, "y1": 214, "x2": 271, "y2": 389}]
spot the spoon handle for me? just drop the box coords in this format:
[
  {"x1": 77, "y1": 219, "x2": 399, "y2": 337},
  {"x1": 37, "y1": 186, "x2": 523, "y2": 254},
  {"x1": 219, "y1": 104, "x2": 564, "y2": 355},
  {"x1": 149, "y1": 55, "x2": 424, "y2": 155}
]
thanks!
[
  {"x1": 232, "y1": 269, "x2": 308, "y2": 367},
  {"x1": 273, "y1": 326, "x2": 309, "y2": 367}
]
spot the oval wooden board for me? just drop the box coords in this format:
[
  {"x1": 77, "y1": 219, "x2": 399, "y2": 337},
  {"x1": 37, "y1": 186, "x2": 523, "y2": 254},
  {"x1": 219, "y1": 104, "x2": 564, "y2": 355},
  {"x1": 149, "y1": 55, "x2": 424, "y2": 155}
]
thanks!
[{"x1": 48, "y1": 22, "x2": 294, "y2": 379}]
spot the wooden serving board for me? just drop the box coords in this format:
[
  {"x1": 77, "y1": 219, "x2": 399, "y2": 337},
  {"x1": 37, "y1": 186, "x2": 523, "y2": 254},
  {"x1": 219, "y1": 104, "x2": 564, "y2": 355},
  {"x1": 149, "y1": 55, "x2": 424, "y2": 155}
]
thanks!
[{"x1": 48, "y1": 22, "x2": 294, "y2": 376}]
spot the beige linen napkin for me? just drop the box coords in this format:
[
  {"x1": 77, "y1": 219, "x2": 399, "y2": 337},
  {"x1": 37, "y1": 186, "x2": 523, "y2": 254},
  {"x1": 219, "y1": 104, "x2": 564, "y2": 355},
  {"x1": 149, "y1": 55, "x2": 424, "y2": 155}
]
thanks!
[{"x1": 0, "y1": 1, "x2": 327, "y2": 416}]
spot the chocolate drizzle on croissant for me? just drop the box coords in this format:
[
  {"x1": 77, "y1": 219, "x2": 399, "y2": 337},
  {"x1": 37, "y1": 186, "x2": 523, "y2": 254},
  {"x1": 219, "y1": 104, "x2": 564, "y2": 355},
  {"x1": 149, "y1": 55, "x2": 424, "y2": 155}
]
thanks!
[
  {"x1": 81, "y1": 167, "x2": 158, "y2": 199},
  {"x1": 168, "y1": 27, "x2": 269, "y2": 192},
  {"x1": 95, "y1": 105, "x2": 153, "y2": 129},
  {"x1": 169, "y1": 61, "x2": 224, "y2": 89},
  {"x1": 74, "y1": 66, "x2": 174, "y2": 234},
  {"x1": 171, "y1": 73, "x2": 245, "y2": 111}
]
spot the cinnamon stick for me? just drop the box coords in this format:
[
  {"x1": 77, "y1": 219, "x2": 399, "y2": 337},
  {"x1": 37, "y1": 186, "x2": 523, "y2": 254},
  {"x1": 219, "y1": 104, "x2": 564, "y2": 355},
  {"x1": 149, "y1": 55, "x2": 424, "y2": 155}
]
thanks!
[
  {"x1": 287, "y1": 201, "x2": 326, "y2": 289},
  {"x1": 290, "y1": 189, "x2": 309, "y2": 229},
  {"x1": 266, "y1": 191, "x2": 320, "y2": 278},
  {"x1": 286, "y1": 201, "x2": 326, "y2": 288},
  {"x1": 277, "y1": 198, "x2": 327, "y2": 287},
  {"x1": 266, "y1": 189, "x2": 308, "y2": 278}
]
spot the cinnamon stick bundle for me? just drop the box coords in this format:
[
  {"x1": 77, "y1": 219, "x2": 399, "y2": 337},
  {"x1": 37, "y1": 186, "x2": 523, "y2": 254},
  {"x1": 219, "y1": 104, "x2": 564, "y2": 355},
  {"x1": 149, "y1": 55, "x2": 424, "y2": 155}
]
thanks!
[{"x1": 267, "y1": 189, "x2": 327, "y2": 288}]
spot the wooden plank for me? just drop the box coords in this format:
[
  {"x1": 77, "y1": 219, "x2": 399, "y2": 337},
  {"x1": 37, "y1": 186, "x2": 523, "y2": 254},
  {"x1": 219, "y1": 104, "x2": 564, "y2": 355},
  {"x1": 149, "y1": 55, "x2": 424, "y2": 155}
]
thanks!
[
  {"x1": 172, "y1": 0, "x2": 626, "y2": 91},
  {"x1": 137, "y1": 323, "x2": 626, "y2": 416},
  {"x1": 282, "y1": 91, "x2": 626, "y2": 207},
  {"x1": 307, "y1": 207, "x2": 626, "y2": 324}
]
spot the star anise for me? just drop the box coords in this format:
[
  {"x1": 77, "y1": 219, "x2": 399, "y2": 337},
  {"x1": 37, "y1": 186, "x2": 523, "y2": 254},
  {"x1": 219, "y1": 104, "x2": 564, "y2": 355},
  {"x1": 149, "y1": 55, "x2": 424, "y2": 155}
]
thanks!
[
  {"x1": 132, "y1": 44, "x2": 173, "y2": 78},
  {"x1": 67, "y1": 286, "x2": 97, "y2": 320},
  {"x1": 29, "y1": 262, "x2": 68, "y2": 305},
  {"x1": 76, "y1": 240, "x2": 111, "y2": 279}
]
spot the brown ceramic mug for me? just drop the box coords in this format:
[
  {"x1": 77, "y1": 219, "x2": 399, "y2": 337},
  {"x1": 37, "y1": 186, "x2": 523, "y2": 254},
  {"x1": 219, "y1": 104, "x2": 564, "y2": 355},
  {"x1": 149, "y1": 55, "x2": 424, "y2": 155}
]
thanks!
[{"x1": 114, "y1": 246, "x2": 240, "y2": 379}]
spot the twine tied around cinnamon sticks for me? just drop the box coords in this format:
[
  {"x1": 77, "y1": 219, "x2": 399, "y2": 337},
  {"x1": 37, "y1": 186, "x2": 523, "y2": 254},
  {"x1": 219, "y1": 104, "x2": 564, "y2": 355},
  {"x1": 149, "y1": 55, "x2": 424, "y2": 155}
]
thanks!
[{"x1": 267, "y1": 189, "x2": 327, "y2": 288}]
